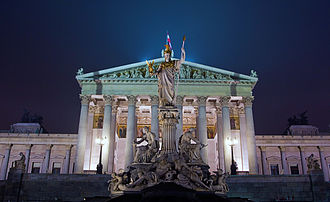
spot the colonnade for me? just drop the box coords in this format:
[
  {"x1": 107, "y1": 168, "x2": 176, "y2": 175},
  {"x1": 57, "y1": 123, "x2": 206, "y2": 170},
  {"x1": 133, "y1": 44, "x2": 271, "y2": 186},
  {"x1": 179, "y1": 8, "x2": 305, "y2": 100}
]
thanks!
[
  {"x1": 258, "y1": 146, "x2": 329, "y2": 181},
  {"x1": 74, "y1": 94, "x2": 259, "y2": 174}
]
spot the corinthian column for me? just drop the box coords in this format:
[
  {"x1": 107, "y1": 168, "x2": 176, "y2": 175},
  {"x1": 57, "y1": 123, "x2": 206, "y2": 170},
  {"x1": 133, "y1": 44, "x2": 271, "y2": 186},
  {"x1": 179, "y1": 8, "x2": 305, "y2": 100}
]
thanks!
[
  {"x1": 243, "y1": 96, "x2": 258, "y2": 174},
  {"x1": 75, "y1": 94, "x2": 91, "y2": 173},
  {"x1": 25, "y1": 144, "x2": 32, "y2": 173},
  {"x1": 176, "y1": 95, "x2": 184, "y2": 151},
  {"x1": 101, "y1": 95, "x2": 113, "y2": 173},
  {"x1": 124, "y1": 95, "x2": 136, "y2": 169},
  {"x1": 108, "y1": 105, "x2": 117, "y2": 173},
  {"x1": 0, "y1": 144, "x2": 12, "y2": 180},
  {"x1": 197, "y1": 96, "x2": 208, "y2": 163},
  {"x1": 216, "y1": 107, "x2": 225, "y2": 171},
  {"x1": 219, "y1": 96, "x2": 231, "y2": 172},
  {"x1": 150, "y1": 95, "x2": 159, "y2": 139}
]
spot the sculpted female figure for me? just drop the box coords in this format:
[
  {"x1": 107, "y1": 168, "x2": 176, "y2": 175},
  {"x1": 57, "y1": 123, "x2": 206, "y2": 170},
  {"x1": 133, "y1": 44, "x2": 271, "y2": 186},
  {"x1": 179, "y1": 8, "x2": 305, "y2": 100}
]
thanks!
[{"x1": 146, "y1": 39, "x2": 186, "y2": 106}]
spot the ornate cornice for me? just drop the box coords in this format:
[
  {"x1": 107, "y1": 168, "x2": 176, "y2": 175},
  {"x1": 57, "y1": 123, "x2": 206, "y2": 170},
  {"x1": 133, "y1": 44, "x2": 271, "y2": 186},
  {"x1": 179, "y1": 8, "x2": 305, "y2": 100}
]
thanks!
[
  {"x1": 80, "y1": 94, "x2": 91, "y2": 105},
  {"x1": 197, "y1": 96, "x2": 207, "y2": 107},
  {"x1": 127, "y1": 95, "x2": 137, "y2": 105},
  {"x1": 242, "y1": 96, "x2": 254, "y2": 107},
  {"x1": 103, "y1": 95, "x2": 113, "y2": 105},
  {"x1": 218, "y1": 96, "x2": 231, "y2": 107},
  {"x1": 150, "y1": 95, "x2": 159, "y2": 106}
]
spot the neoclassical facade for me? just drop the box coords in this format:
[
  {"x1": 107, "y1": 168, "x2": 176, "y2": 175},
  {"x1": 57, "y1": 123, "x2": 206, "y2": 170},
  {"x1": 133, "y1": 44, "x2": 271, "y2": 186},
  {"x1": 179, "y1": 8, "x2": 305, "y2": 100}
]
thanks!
[{"x1": 0, "y1": 58, "x2": 329, "y2": 181}]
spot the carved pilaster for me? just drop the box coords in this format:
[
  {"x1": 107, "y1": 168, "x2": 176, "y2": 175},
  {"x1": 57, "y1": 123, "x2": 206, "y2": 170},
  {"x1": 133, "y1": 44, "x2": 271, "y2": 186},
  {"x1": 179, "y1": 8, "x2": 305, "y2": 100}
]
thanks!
[
  {"x1": 127, "y1": 95, "x2": 137, "y2": 105},
  {"x1": 150, "y1": 95, "x2": 159, "y2": 105},
  {"x1": 80, "y1": 95, "x2": 91, "y2": 105},
  {"x1": 103, "y1": 95, "x2": 113, "y2": 105},
  {"x1": 219, "y1": 96, "x2": 231, "y2": 107},
  {"x1": 242, "y1": 96, "x2": 254, "y2": 107},
  {"x1": 176, "y1": 95, "x2": 184, "y2": 106},
  {"x1": 197, "y1": 96, "x2": 207, "y2": 107}
]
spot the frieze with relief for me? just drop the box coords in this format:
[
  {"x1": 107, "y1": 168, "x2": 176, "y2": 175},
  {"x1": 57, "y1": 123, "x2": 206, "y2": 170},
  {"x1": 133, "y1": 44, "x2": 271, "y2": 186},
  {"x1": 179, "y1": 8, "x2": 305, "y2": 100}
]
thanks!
[{"x1": 99, "y1": 64, "x2": 235, "y2": 81}]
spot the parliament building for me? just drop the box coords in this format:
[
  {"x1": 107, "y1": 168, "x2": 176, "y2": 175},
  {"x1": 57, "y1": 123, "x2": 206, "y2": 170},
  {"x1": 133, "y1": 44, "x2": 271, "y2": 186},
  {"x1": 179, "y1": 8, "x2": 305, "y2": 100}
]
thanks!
[{"x1": 0, "y1": 57, "x2": 329, "y2": 201}]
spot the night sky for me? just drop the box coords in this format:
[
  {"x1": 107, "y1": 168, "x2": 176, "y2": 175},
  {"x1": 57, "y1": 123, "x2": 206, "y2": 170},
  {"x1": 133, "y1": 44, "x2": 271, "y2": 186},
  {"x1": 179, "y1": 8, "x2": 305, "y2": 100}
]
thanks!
[{"x1": 1, "y1": 1, "x2": 329, "y2": 134}]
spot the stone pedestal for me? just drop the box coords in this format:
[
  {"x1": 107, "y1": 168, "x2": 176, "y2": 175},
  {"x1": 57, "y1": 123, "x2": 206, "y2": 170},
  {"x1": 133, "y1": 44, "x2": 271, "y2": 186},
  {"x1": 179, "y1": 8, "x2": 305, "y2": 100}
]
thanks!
[{"x1": 159, "y1": 107, "x2": 179, "y2": 155}]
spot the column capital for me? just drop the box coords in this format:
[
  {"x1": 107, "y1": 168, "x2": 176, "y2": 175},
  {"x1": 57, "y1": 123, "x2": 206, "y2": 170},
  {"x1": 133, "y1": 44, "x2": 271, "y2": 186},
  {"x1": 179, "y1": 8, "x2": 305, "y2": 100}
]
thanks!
[
  {"x1": 103, "y1": 95, "x2": 113, "y2": 105},
  {"x1": 45, "y1": 144, "x2": 53, "y2": 150},
  {"x1": 25, "y1": 144, "x2": 33, "y2": 150},
  {"x1": 80, "y1": 94, "x2": 91, "y2": 105},
  {"x1": 242, "y1": 96, "x2": 254, "y2": 107},
  {"x1": 65, "y1": 145, "x2": 73, "y2": 150},
  {"x1": 278, "y1": 146, "x2": 286, "y2": 152},
  {"x1": 176, "y1": 95, "x2": 184, "y2": 106},
  {"x1": 317, "y1": 146, "x2": 326, "y2": 152},
  {"x1": 259, "y1": 146, "x2": 267, "y2": 152},
  {"x1": 150, "y1": 95, "x2": 159, "y2": 105},
  {"x1": 197, "y1": 96, "x2": 207, "y2": 106},
  {"x1": 298, "y1": 146, "x2": 306, "y2": 152},
  {"x1": 127, "y1": 95, "x2": 137, "y2": 105},
  {"x1": 219, "y1": 96, "x2": 231, "y2": 107}
]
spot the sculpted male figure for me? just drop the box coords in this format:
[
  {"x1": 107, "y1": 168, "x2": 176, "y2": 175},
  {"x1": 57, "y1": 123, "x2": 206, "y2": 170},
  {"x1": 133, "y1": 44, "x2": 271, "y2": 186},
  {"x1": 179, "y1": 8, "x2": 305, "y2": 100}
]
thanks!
[{"x1": 147, "y1": 40, "x2": 186, "y2": 106}]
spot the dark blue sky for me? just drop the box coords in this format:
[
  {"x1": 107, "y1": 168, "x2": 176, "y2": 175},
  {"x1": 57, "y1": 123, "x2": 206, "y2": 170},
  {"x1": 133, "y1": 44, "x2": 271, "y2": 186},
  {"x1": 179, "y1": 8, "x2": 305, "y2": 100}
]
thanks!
[{"x1": 1, "y1": 0, "x2": 329, "y2": 134}]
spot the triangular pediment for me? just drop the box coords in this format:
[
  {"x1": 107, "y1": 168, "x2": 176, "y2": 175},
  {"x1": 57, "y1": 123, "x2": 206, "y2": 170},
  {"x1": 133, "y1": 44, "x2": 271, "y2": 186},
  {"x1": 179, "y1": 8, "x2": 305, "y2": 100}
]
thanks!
[{"x1": 76, "y1": 58, "x2": 258, "y2": 83}]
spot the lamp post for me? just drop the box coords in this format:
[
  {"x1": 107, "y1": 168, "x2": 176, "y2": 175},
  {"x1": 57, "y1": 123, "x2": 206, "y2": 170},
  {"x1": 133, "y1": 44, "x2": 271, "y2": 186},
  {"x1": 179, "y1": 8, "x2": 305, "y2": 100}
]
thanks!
[
  {"x1": 96, "y1": 136, "x2": 106, "y2": 174},
  {"x1": 227, "y1": 136, "x2": 238, "y2": 175}
]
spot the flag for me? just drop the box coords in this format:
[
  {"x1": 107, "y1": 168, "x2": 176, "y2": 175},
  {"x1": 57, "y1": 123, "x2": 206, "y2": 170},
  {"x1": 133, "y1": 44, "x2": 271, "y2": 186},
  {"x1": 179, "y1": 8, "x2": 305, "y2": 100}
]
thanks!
[{"x1": 166, "y1": 32, "x2": 172, "y2": 50}]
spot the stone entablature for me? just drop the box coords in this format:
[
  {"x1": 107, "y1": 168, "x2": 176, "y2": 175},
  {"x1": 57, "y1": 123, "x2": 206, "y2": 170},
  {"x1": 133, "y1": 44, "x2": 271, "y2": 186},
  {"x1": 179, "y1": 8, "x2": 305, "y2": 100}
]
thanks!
[
  {"x1": 0, "y1": 133, "x2": 77, "y2": 145},
  {"x1": 256, "y1": 135, "x2": 330, "y2": 147}
]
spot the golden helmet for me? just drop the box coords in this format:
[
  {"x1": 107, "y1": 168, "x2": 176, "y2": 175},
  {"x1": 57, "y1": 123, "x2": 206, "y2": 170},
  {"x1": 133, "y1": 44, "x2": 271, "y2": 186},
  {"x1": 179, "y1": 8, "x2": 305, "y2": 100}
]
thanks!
[{"x1": 164, "y1": 44, "x2": 172, "y2": 54}]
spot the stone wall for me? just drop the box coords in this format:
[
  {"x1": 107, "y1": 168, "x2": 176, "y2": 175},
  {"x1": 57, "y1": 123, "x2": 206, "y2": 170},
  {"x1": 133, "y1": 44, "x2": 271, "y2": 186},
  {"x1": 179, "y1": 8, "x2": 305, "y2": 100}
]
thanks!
[{"x1": 3, "y1": 169, "x2": 330, "y2": 201}]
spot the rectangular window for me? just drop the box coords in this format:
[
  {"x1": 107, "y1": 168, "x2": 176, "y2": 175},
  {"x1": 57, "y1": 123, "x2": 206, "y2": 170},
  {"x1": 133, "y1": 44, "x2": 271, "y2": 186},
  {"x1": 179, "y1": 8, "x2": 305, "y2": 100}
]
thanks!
[
  {"x1": 52, "y1": 162, "x2": 61, "y2": 174},
  {"x1": 32, "y1": 162, "x2": 41, "y2": 174},
  {"x1": 290, "y1": 164, "x2": 299, "y2": 174},
  {"x1": 270, "y1": 164, "x2": 279, "y2": 175}
]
